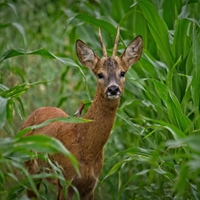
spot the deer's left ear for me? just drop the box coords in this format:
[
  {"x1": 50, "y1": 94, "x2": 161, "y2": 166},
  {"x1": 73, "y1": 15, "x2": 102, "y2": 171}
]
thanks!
[
  {"x1": 120, "y1": 36, "x2": 143, "y2": 70},
  {"x1": 76, "y1": 39, "x2": 99, "y2": 70}
]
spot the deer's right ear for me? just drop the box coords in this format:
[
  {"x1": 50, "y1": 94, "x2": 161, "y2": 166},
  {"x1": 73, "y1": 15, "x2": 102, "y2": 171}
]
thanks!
[
  {"x1": 76, "y1": 40, "x2": 99, "y2": 70},
  {"x1": 120, "y1": 36, "x2": 143, "y2": 70}
]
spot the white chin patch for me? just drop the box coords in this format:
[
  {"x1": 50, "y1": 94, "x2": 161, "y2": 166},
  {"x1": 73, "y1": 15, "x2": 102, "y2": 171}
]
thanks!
[{"x1": 108, "y1": 95, "x2": 120, "y2": 99}]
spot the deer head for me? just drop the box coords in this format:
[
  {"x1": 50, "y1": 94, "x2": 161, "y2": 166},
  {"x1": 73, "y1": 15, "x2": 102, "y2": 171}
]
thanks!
[{"x1": 76, "y1": 26, "x2": 143, "y2": 100}]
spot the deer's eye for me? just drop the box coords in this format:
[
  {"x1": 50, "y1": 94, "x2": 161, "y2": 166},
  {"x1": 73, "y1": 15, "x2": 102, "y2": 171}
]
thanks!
[
  {"x1": 120, "y1": 71, "x2": 126, "y2": 78},
  {"x1": 97, "y1": 73, "x2": 104, "y2": 79}
]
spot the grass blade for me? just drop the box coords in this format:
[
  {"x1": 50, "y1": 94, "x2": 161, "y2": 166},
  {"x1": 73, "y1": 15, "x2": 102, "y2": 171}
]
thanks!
[{"x1": 134, "y1": 1, "x2": 174, "y2": 67}]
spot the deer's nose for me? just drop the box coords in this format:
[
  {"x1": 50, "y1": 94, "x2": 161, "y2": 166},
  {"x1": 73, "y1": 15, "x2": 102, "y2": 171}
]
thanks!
[{"x1": 106, "y1": 85, "x2": 120, "y2": 99}]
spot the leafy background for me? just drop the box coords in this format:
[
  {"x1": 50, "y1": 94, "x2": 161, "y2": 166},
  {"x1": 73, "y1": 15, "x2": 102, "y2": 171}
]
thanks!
[{"x1": 1, "y1": 0, "x2": 200, "y2": 199}]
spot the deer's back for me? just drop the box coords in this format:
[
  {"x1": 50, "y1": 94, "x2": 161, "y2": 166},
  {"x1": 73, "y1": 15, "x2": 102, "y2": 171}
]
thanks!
[{"x1": 22, "y1": 106, "x2": 68, "y2": 135}]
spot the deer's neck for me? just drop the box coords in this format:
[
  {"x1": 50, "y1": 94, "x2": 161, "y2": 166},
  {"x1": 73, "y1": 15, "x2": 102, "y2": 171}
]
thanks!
[{"x1": 78, "y1": 88, "x2": 120, "y2": 162}]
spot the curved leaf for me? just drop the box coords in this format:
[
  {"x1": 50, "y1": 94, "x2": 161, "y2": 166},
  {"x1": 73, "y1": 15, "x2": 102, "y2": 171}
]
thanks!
[
  {"x1": 16, "y1": 116, "x2": 92, "y2": 138},
  {"x1": 133, "y1": 0, "x2": 174, "y2": 68},
  {"x1": 14, "y1": 134, "x2": 80, "y2": 175},
  {"x1": 65, "y1": 13, "x2": 116, "y2": 35}
]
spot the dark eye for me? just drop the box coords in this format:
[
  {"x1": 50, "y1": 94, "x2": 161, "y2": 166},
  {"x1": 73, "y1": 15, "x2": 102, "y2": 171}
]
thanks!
[
  {"x1": 97, "y1": 73, "x2": 104, "y2": 79},
  {"x1": 120, "y1": 71, "x2": 126, "y2": 77}
]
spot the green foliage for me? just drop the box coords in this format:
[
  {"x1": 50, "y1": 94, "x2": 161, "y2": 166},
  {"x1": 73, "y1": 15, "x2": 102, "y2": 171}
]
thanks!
[{"x1": 1, "y1": 0, "x2": 200, "y2": 199}]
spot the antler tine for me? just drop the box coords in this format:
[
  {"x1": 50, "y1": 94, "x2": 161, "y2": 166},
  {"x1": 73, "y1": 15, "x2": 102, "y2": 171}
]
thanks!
[
  {"x1": 98, "y1": 28, "x2": 107, "y2": 57},
  {"x1": 112, "y1": 26, "x2": 120, "y2": 57}
]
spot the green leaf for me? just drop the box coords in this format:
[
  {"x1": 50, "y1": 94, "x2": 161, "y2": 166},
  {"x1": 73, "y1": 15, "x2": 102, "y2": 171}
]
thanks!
[
  {"x1": 65, "y1": 13, "x2": 116, "y2": 35},
  {"x1": 143, "y1": 116, "x2": 186, "y2": 140},
  {"x1": 139, "y1": 57, "x2": 157, "y2": 78},
  {"x1": 0, "y1": 96, "x2": 8, "y2": 129},
  {"x1": 172, "y1": 19, "x2": 192, "y2": 60},
  {"x1": 152, "y1": 80, "x2": 168, "y2": 103},
  {"x1": 183, "y1": 136, "x2": 200, "y2": 153},
  {"x1": 14, "y1": 135, "x2": 80, "y2": 176},
  {"x1": 174, "y1": 164, "x2": 190, "y2": 196},
  {"x1": 166, "y1": 56, "x2": 182, "y2": 90},
  {"x1": 7, "y1": 3, "x2": 18, "y2": 16},
  {"x1": 16, "y1": 116, "x2": 92, "y2": 138},
  {"x1": 152, "y1": 80, "x2": 193, "y2": 133},
  {"x1": 134, "y1": 0, "x2": 174, "y2": 68},
  {"x1": 191, "y1": 29, "x2": 200, "y2": 122},
  {"x1": 0, "y1": 48, "x2": 81, "y2": 68},
  {"x1": 0, "y1": 83, "x2": 30, "y2": 98},
  {"x1": 167, "y1": 90, "x2": 193, "y2": 133},
  {"x1": 12, "y1": 22, "x2": 26, "y2": 45},
  {"x1": 103, "y1": 148, "x2": 154, "y2": 183},
  {"x1": 102, "y1": 160, "x2": 126, "y2": 183},
  {"x1": 1, "y1": 49, "x2": 54, "y2": 62},
  {"x1": 111, "y1": 147, "x2": 151, "y2": 158},
  {"x1": 117, "y1": 109, "x2": 144, "y2": 135},
  {"x1": 8, "y1": 160, "x2": 40, "y2": 198}
]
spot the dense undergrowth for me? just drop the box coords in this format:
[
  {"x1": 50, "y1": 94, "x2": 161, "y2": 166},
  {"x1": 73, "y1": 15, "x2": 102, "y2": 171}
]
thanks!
[{"x1": 0, "y1": 0, "x2": 200, "y2": 199}]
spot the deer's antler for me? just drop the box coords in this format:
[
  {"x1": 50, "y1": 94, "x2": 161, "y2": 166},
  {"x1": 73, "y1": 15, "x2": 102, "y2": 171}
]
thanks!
[
  {"x1": 98, "y1": 28, "x2": 107, "y2": 57},
  {"x1": 112, "y1": 26, "x2": 120, "y2": 57}
]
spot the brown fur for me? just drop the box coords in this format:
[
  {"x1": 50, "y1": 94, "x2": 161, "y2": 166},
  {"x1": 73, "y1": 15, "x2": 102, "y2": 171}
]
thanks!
[{"x1": 22, "y1": 29, "x2": 143, "y2": 199}]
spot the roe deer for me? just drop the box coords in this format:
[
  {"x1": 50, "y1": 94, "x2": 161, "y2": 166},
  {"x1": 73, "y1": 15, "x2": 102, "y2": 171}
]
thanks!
[{"x1": 22, "y1": 27, "x2": 143, "y2": 200}]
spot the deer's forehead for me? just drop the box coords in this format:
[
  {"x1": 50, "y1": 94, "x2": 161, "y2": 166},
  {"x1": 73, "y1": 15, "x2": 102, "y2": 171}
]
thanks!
[{"x1": 100, "y1": 57, "x2": 121, "y2": 72}]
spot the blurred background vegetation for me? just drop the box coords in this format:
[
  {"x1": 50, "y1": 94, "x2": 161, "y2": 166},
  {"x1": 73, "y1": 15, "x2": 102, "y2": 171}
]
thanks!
[{"x1": 1, "y1": 0, "x2": 200, "y2": 199}]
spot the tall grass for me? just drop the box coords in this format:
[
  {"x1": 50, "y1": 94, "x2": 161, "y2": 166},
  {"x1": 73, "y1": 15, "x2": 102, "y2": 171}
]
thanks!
[{"x1": 1, "y1": 0, "x2": 200, "y2": 199}]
